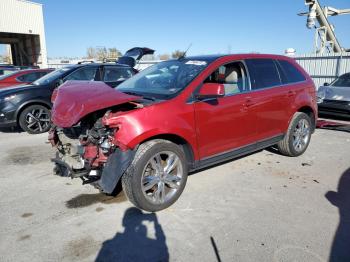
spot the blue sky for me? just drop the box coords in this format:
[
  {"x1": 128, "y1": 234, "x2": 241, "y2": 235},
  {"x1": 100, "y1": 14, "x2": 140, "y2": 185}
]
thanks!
[{"x1": 2, "y1": 0, "x2": 350, "y2": 58}]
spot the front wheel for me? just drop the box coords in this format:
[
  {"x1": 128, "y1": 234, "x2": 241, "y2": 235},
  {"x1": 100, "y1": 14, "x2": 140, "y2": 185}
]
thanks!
[
  {"x1": 19, "y1": 105, "x2": 51, "y2": 134},
  {"x1": 122, "y1": 139, "x2": 188, "y2": 212},
  {"x1": 277, "y1": 112, "x2": 312, "y2": 157}
]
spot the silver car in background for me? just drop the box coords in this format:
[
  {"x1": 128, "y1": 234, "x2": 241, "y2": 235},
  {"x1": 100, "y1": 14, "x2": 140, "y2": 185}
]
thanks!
[{"x1": 317, "y1": 72, "x2": 350, "y2": 118}]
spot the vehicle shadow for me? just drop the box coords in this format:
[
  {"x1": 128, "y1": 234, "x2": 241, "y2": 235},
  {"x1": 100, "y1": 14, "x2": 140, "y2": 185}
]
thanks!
[
  {"x1": 325, "y1": 168, "x2": 350, "y2": 262},
  {"x1": 0, "y1": 126, "x2": 23, "y2": 133},
  {"x1": 95, "y1": 207, "x2": 169, "y2": 262}
]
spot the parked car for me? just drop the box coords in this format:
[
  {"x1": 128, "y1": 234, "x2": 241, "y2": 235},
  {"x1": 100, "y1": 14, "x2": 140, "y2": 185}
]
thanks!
[
  {"x1": 0, "y1": 66, "x2": 18, "y2": 76},
  {"x1": 0, "y1": 68, "x2": 54, "y2": 88},
  {"x1": 0, "y1": 47, "x2": 154, "y2": 134},
  {"x1": 49, "y1": 54, "x2": 317, "y2": 212},
  {"x1": 317, "y1": 72, "x2": 350, "y2": 118}
]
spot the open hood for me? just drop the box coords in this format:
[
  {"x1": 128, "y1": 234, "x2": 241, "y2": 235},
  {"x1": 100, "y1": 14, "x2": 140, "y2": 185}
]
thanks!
[
  {"x1": 51, "y1": 81, "x2": 141, "y2": 128},
  {"x1": 117, "y1": 47, "x2": 155, "y2": 67}
]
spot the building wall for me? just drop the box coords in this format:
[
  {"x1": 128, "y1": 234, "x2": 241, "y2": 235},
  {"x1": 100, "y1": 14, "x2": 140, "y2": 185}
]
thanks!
[
  {"x1": 0, "y1": 0, "x2": 47, "y2": 67},
  {"x1": 295, "y1": 52, "x2": 350, "y2": 88}
]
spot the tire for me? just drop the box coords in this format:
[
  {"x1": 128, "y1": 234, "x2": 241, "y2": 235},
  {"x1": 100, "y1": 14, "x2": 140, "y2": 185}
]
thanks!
[
  {"x1": 19, "y1": 105, "x2": 51, "y2": 134},
  {"x1": 277, "y1": 112, "x2": 312, "y2": 157},
  {"x1": 122, "y1": 139, "x2": 188, "y2": 212}
]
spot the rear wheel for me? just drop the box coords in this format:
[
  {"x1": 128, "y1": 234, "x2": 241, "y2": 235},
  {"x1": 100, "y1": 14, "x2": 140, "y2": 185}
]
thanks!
[
  {"x1": 277, "y1": 112, "x2": 312, "y2": 157},
  {"x1": 122, "y1": 139, "x2": 188, "y2": 212},
  {"x1": 19, "y1": 105, "x2": 51, "y2": 134}
]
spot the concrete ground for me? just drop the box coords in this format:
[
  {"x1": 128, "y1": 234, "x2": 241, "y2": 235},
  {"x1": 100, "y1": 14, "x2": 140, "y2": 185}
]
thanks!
[{"x1": 0, "y1": 127, "x2": 349, "y2": 262}]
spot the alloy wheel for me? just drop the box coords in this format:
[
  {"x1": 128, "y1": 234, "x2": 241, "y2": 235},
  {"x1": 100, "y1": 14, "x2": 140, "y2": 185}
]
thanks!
[
  {"x1": 141, "y1": 151, "x2": 184, "y2": 205},
  {"x1": 25, "y1": 107, "x2": 51, "y2": 133},
  {"x1": 292, "y1": 118, "x2": 310, "y2": 152}
]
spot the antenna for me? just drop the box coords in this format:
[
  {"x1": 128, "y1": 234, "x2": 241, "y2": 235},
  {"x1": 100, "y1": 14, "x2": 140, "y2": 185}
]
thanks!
[{"x1": 179, "y1": 43, "x2": 192, "y2": 59}]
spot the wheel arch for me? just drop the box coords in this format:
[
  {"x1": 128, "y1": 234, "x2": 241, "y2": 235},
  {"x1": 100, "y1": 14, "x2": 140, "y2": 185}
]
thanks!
[
  {"x1": 16, "y1": 100, "x2": 52, "y2": 124},
  {"x1": 139, "y1": 133, "x2": 196, "y2": 170},
  {"x1": 297, "y1": 106, "x2": 316, "y2": 131}
]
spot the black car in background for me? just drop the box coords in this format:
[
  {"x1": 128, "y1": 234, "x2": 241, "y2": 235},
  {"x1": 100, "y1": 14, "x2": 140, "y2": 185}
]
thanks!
[{"x1": 0, "y1": 47, "x2": 154, "y2": 134}]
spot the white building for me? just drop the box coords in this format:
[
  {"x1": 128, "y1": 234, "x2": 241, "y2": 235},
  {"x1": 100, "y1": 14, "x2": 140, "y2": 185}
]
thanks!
[{"x1": 0, "y1": 0, "x2": 47, "y2": 67}]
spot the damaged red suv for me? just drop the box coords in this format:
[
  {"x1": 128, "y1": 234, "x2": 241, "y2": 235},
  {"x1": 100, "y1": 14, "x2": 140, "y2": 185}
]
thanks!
[{"x1": 49, "y1": 54, "x2": 317, "y2": 211}]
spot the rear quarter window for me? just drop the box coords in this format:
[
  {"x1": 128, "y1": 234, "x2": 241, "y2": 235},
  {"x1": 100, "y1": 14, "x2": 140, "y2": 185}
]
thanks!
[
  {"x1": 245, "y1": 59, "x2": 281, "y2": 89},
  {"x1": 277, "y1": 60, "x2": 306, "y2": 84}
]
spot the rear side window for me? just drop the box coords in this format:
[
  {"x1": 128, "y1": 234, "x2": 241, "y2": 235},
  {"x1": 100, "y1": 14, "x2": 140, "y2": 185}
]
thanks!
[
  {"x1": 17, "y1": 72, "x2": 44, "y2": 82},
  {"x1": 277, "y1": 60, "x2": 306, "y2": 84},
  {"x1": 245, "y1": 59, "x2": 281, "y2": 89}
]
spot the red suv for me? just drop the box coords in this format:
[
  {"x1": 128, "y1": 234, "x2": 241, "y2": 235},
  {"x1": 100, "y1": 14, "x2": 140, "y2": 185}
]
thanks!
[{"x1": 49, "y1": 54, "x2": 317, "y2": 211}]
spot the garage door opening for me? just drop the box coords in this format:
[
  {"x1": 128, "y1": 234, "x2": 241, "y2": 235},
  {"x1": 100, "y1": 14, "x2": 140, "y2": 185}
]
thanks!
[{"x1": 0, "y1": 33, "x2": 42, "y2": 67}]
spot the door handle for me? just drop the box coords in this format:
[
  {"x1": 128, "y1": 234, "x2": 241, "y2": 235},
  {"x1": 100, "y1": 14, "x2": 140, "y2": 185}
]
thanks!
[
  {"x1": 287, "y1": 90, "x2": 296, "y2": 97},
  {"x1": 244, "y1": 97, "x2": 254, "y2": 108}
]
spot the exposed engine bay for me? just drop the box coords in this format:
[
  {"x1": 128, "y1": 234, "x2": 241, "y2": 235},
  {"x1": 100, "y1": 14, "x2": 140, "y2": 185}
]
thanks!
[{"x1": 49, "y1": 102, "x2": 142, "y2": 192}]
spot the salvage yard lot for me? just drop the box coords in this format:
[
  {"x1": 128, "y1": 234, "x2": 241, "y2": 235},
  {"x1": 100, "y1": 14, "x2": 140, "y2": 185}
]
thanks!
[{"x1": 0, "y1": 128, "x2": 349, "y2": 262}]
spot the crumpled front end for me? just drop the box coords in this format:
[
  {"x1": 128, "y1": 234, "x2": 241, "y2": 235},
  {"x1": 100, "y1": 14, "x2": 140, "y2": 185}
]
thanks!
[{"x1": 49, "y1": 102, "x2": 142, "y2": 193}]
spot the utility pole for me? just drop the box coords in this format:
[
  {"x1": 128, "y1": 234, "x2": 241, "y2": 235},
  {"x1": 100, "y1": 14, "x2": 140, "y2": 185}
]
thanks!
[{"x1": 299, "y1": 0, "x2": 350, "y2": 54}]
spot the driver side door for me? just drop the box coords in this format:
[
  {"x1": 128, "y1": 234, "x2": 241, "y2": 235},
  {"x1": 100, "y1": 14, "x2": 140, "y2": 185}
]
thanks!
[{"x1": 194, "y1": 61, "x2": 257, "y2": 160}]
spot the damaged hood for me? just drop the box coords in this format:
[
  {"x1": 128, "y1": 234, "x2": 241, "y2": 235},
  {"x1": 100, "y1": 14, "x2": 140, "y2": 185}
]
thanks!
[
  {"x1": 318, "y1": 85, "x2": 350, "y2": 102},
  {"x1": 51, "y1": 81, "x2": 141, "y2": 127}
]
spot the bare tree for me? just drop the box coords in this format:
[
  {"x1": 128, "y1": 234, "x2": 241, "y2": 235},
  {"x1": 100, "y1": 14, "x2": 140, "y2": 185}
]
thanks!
[
  {"x1": 159, "y1": 54, "x2": 170, "y2": 60},
  {"x1": 108, "y1": 48, "x2": 122, "y2": 58},
  {"x1": 86, "y1": 47, "x2": 96, "y2": 59},
  {"x1": 172, "y1": 50, "x2": 185, "y2": 59}
]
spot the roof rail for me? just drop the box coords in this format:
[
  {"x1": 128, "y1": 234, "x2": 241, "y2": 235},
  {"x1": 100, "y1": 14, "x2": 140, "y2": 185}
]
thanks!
[{"x1": 77, "y1": 61, "x2": 94, "y2": 64}]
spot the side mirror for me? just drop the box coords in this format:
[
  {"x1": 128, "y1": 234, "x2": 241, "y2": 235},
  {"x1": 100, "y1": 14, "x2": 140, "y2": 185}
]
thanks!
[
  {"x1": 197, "y1": 83, "x2": 225, "y2": 100},
  {"x1": 55, "y1": 79, "x2": 64, "y2": 87},
  {"x1": 324, "y1": 82, "x2": 329, "y2": 86}
]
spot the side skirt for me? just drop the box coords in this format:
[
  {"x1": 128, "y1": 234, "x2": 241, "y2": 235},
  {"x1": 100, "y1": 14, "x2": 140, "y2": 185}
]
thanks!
[{"x1": 192, "y1": 134, "x2": 284, "y2": 171}]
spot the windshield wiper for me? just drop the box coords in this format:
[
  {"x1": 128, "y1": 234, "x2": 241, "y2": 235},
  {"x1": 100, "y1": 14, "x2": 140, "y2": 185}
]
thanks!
[
  {"x1": 142, "y1": 96, "x2": 157, "y2": 101},
  {"x1": 122, "y1": 91, "x2": 142, "y2": 97},
  {"x1": 122, "y1": 91, "x2": 157, "y2": 101}
]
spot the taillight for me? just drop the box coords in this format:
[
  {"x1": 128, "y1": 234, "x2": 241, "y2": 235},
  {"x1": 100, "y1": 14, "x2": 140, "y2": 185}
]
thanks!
[{"x1": 51, "y1": 88, "x2": 58, "y2": 103}]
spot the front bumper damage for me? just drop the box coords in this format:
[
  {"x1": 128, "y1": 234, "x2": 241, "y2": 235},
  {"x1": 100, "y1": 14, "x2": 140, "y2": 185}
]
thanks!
[{"x1": 49, "y1": 128, "x2": 136, "y2": 194}]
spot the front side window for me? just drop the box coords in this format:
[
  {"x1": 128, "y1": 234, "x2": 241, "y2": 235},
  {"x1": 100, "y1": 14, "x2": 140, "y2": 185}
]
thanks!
[
  {"x1": 332, "y1": 73, "x2": 350, "y2": 87},
  {"x1": 116, "y1": 59, "x2": 209, "y2": 99},
  {"x1": 33, "y1": 67, "x2": 74, "y2": 85},
  {"x1": 246, "y1": 59, "x2": 281, "y2": 89},
  {"x1": 65, "y1": 67, "x2": 98, "y2": 81},
  {"x1": 103, "y1": 67, "x2": 134, "y2": 82},
  {"x1": 204, "y1": 61, "x2": 249, "y2": 95}
]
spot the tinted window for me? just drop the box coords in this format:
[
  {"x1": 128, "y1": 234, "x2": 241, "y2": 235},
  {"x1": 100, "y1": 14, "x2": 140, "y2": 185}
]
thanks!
[
  {"x1": 277, "y1": 60, "x2": 306, "y2": 84},
  {"x1": 65, "y1": 66, "x2": 98, "y2": 81},
  {"x1": 33, "y1": 67, "x2": 75, "y2": 85},
  {"x1": 204, "y1": 61, "x2": 249, "y2": 95},
  {"x1": 17, "y1": 72, "x2": 43, "y2": 82},
  {"x1": 103, "y1": 67, "x2": 134, "y2": 82},
  {"x1": 332, "y1": 73, "x2": 350, "y2": 87},
  {"x1": 246, "y1": 59, "x2": 281, "y2": 89}
]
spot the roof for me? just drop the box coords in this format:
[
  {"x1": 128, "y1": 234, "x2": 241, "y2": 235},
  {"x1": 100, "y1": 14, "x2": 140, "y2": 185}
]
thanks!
[{"x1": 180, "y1": 53, "x2": 290, "y2": 63}]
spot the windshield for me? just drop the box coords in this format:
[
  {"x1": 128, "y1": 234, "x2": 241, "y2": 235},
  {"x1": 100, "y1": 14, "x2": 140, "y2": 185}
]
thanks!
[
  {"x1": 331, "y1": 73, "x2": 350, "y2": 87},
  {"x1": 32, "y1": 67, "x2": 73, "y2": 85},
  {"x1": 116, "y1": 59, "x2": 209, "y2": 99}
]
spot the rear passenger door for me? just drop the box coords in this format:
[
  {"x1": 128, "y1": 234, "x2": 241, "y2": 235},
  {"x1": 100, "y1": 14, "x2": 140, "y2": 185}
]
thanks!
[
  {"x1": 102, "y1": 66, "x2": 135, "y2": 87},
  {"x1": 245, "y1": 59, "x2": 290, "y2": 141}
]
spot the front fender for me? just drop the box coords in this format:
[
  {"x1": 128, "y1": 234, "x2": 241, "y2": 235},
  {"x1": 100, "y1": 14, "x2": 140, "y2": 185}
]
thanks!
[{"x1": 106, "y1": 102, "x2": 198, "y2": 158}]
